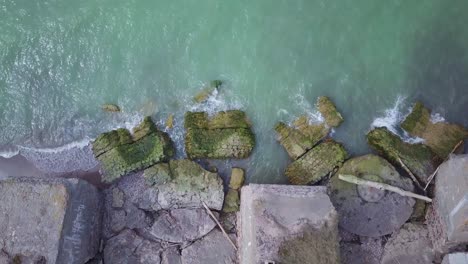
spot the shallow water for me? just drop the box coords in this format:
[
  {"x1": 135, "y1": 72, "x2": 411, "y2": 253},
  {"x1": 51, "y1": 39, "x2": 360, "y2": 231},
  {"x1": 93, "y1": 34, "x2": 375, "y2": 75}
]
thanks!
[{"x1": 1, "y1": 0, "x2": 467, "y2": 183}]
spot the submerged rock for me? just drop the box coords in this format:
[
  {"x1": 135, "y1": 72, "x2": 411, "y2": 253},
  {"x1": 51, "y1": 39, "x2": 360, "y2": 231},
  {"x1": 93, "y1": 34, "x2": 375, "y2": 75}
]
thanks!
[
  {"x1": 285, "y1": 140, "x2": 347, "y2": 185},
  {"x1": 0, "y1": 177, "x2": 101, "y2": 264},
  {"x1": 149, "y1": 208, "x2": 217, "y2": 243},
  {"x1": 102, "y1": 103, "x2": 121, "y2": 112},
  {"x1": 184, "y1": 110, "x2": 255, "y2": 159},
  {"x1": 275, "y1": 117, "x2": 329, "y2": 160},
  {"x1": 329, "y1": 154, "x2": 415, "y2": 237},
  {"x1": 92, "y1": 117, "x2": 175, "y2": 183},
  {"x1": 165, "y1": 113, "x2": 175, "y2": 129},
  {"x1": 316, "y1": 96, "x2": 344, "y2": 127},
  {"x1": 144, "y1": 159, "x2": 224, "y2": 210},
  {"x1": 401, "y1": 102, "x2": 467, "y2": 158},
  {"x1": 193, "y1": 80, "x2": 223, "y2": 103},
  {"x1": 367, "y1": 127, "x2": 442, "y2": 184}
]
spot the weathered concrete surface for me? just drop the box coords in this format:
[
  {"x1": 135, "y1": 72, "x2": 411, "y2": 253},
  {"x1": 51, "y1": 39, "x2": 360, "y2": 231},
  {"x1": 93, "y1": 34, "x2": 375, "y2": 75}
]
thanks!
[
  {"x1": 149, "y1": 208, "x2": 217, "y2": 243},
  {"x1": 427, "y1": 154, "x2": 468, "y2": 256},
  {"x1": 239, "y1": 184, "x2": 340, "y2": 264},
  {"x1": 285, "y1": 140, "x2": 347, "y2": 185},
  {"x1": 181, "y1": 229, "x2": 237, "y2": 264},
  {"x1": 103, "y1": 229, "x2": 162, "y2": 264},
  {"x1": 442, "y1": 253, "x2": 468, "y2": 264},
  {"x1": 0, "y1": 177, "x2": 101, "y2": 264},
  {"x1": 381, "y1": 223, "x2": 434, "y2": 264},
  {"x1": 92, "y1": 117, "x2": 174, "y2": 183},
  {"x1": 401, "y1": 102, "x2": 467, "y2": 158},
  {"x1": 184, "y1": 110, "x2": 255, "y2": 159},
  {"x1": 367, "y1": 127, "x2": 442, "y2": 184},
  {"x1": 329, "y1": 154, "x2": 415, "y2": 237},
  {"x1": 340, "y1": 236, "x2": 384, "y2": 264}
]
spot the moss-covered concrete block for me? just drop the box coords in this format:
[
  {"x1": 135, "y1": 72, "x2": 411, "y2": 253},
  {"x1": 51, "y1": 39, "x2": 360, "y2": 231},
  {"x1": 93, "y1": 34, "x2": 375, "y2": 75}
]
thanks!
[
  {"x1": 222, "y1": 189, "x2": 240, "y2": 213},
  {"x1": 367, "y1": 127, "x2": 442, "y2": 184},
  {"x1": 317, "y1": 96, "x2": 344, "y2": 127},
  {"x1": 285, "y1": 140, "x2": 347, "y2": 185},
  {"x1": 184, "y1": 110, "x2": 255, "y2": 159},
  {"x1": 401, "y1": 102, "x2": 467, "y2": 158},
  {"x1": 275, "y1": 116, "x2": 329, "y2": 160},
  {"x1": 92, "y1": 117, "x2": 174, "y2": 183}
]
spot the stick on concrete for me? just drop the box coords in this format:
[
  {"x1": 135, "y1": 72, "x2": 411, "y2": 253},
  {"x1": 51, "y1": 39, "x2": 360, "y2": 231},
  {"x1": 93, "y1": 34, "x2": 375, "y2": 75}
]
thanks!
[
  {"x1": 338, "y1": 174, "x2": 432, "y2": 203},
  {"x1": 424, "y1": 140, "x2": 464, "y2": 191},
  {"x1": 202, "y1": 201, "x2": 238, "y2": 250}
]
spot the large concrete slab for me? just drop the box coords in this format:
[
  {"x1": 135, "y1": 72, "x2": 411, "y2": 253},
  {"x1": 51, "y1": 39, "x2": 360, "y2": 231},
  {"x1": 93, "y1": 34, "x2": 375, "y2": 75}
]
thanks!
[
  {"x1": 428, "y1": 154, "x2": 468, "y2": 255},
  {"x1": 0, "y1": 177, "x2": 102, "y2": 264},
  {"x1": 239, "y1": 184, "x2": 339, "y2": 264},
  {"x1": 442, "y1": 253, "x2": 468, "y2": 264}
]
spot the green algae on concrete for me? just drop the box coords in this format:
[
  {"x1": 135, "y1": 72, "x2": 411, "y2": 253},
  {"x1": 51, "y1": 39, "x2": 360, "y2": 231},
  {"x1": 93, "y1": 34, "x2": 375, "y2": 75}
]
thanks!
[
  {"x1": 92, "y1": 117, "x2": 174, "y2": 183},
  {"x1": 316, "y1": 96, "x2": 344, "y2": 128},
  {"x1": 275, "y1": 116, "x2": 329, "y2": 160},
  {"x1": 222, "y1": 189, "x2": 240, "y2": 213},
  {"x1": 401, "y1": 102, "x2": 468, "y2": 158},
  {"x1": 285, "y1": 140, "x2": 347, "y2": 185},
  {"x1": 367, "y1": 127, "x2": 442, "y2": 184},
  {"x1": 193, "y1": 80, "x2": 223, "y2": 103},
  {"x1": 184, "y1": 110, "x2": 255, "y2": 159}
]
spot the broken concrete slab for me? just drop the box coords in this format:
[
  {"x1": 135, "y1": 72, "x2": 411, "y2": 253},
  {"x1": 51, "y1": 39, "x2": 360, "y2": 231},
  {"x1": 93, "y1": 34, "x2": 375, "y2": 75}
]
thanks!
[
  {"x1": 367, "y1": 127, "x2": 442, "y2": 184},
  {"x1": 239, "y1": 184, "x2": 340, "y2": 264},
  {"x1": 103, "y1": 229, "x2": 162, "y2": 264},
  {"x1": 381, "y1": 223, "x2": 434, "y2": 264},
  {"x1": 427, "y1": 154, "x2": 468, "y2": 256},
  {"x1": 184, "y1": 110, "x2": 255, "y2": 159},
  {"x1": 316, "y1": 96, "x2": 344, "y2": 128},
  {"x1": 92, "y1": 117, "x2": 175, "y2": 183},
  {"x1": 329, "y1": 154, "x2": 415, "y2": 237},
  {"x1": 149, "y1": 208, "x2": 217, "y2": 243},
  {"x1": 442, "y1": 253, "x2": 468, "y2": 264},
  {"x1": 401, "y1": 101, "x2": 467, "y2": 158},
  {"x1": 285, "y1": 140, "x2": 347, "y2": 185},
  {"x1": 0, "y1": 177, "x2": 101, "y2": 264},
  {"x1": 181, "y1": 229, "x2": 237, "y2": 264}
]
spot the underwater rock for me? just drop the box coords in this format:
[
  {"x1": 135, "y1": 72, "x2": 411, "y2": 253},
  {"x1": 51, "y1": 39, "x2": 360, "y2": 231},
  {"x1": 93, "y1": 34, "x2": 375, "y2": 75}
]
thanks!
[
  {"x1": 239, "y1": 184, "x2": 340, "y2": 264},
  {"x1": 92, "y1": 117, "x2": 175, "y2": 183},
  {"x1": 181, "y1": 229, "x2": 237, "y2": 264},
  {"x1": 316, "y1": 96, "x2": 344, "y2": 127},
  {"x1": 401, "y1": 102, "x2": 467, "y2": 158},
  {"x1": 0, "y1": 177, "x2": 102, "y2": 264},
  {"x1": 165, "y1": 113, "x2": 174, "y2": 129},
  {"x1": 381, "y1": 223, "x2": 434, "y2": 264},
  {"x1": 285, "y1": 140, "x2": 347, "y2": 185},
  {"x1": 367, "y1": 127, "x2": 442, "y2": 184},
  {"x1": 184, "y1": 110, "x2": 255, "y2": 159},
  {"x1": 149, "y1": 208, "x2": 217, "y2": 243},
  {"x1": 328, "y1": 154, "x2": 415, "y2": 237},
  {"x1": 193, "y1": 80, "x2": 223, "y2": 103},
  {"x1": 275, "y1": 117, "x2": 329, "y2": 160},
  {"x1": 102, "y1": 103, "x2": 121, "y2": 112},
  {"x1": 144, "y1": 159, "x2": 224, "y2": 210}
]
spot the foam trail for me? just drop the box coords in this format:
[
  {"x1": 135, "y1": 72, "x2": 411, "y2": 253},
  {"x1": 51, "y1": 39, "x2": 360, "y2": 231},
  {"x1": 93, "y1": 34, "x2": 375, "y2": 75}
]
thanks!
[
  {"x1": 370, "y1": 96, "x2": 425, "y2": 143},
  {"x1": 430, "y1": 112, "x2": 445, "y2": 123},
  {"x1": 288, "y1": 86, "x2": 324, "y2": 125}
]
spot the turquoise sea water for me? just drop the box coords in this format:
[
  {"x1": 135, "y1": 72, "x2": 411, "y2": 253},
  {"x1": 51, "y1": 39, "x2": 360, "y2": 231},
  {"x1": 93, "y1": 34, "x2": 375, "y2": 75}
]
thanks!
[{"x1": 1, "y1": 0, "x2": 467, "y2": 183}]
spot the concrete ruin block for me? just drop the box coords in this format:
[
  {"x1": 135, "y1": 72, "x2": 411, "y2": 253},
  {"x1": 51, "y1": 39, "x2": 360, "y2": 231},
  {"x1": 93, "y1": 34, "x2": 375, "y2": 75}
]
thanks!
[
  {"x1": 239, "y1": 184, "x2": 340, "y2": 264},
  {"x1": 427, "y1": 154, "x2": 468, "y2": 255},
  {"x1": 381, "y1": 223, "x2": 434, "y2": 264},
  {"x1": 442, "y1": 253, "x2": 468, "y2": 264},
  {"x1": 0, "y1": 177, "x2": 102, "y2": 264}
]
